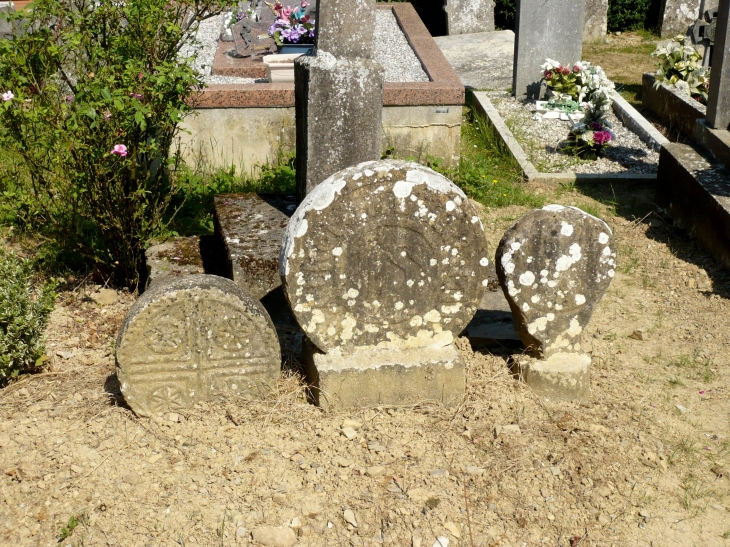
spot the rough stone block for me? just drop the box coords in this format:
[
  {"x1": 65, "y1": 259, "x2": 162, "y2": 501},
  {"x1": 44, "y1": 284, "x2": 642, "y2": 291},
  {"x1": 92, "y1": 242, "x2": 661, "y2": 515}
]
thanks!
[
  {"x1": 513, "y1": 0, "x2": 584, "y2": 100},
  {"x1": 695, "y1": 118, "x2": 730, "y2": 166},
  {"x1": 495, "y1": 205, "x2": 615, "y2": 358},
  {"x1": 294, "y1": 53, "x2": 384, "y2": 201},
  {"x1": 145, "y1": 237, "x2": 205, "y2": 291},
  {"x1": 303, "y1": 340, "x2": 465, "y2": 408},
  {"x1": 656, "y1": 142, "x2": 730, "y2": 270},
  {"x1": 214, "y1": 193, "x2": 296, "y2": 300},
  {"x1": 642, "y1": 72, "x2": 706, "y2": 138},
  {"x1": 314, "y1": 0, "x2": 376, "y2": 59},
  {"x1": 116, "y1": 275, "x2": 281, "y2": 417},
  {"x1": 444, "y1": 0, "x2": 495, "y2": 36},
  {"x1": 583, "y1": 0, "x2": 608, "y2": 42},
  {"x1": 706, "y1": 0, "x2": 730, "y2": 130},
  {"x1": 515, "y1": 352, "x2": 590, "y2": 402},
  {"x1": 281, "y1": 160, "x2": 490, "y2": 354}
]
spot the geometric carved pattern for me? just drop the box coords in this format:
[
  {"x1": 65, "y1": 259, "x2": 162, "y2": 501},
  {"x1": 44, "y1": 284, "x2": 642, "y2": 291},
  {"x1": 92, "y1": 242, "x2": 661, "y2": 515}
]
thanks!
[{"x1": 116, "y1": 275, "x2": 280, "y2": 417}]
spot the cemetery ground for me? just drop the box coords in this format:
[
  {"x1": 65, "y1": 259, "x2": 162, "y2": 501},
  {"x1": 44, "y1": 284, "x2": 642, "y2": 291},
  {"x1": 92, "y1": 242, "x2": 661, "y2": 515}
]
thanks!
[{"x1": 2, "y1": 134, "x2": 730, "y2": 546}]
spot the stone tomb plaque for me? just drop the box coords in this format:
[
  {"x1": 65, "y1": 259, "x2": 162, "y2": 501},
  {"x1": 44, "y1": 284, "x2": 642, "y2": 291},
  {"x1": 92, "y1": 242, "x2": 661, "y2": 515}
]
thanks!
[
  {"x1": 281, "y1": 160, "x2": 491, "y2": 354},
  {"x1": 116, "y1": 275, "x2": 281, "y2": 417},
  {"x1": 495, "y1": 205, "x2": 615, "y2": 359}
]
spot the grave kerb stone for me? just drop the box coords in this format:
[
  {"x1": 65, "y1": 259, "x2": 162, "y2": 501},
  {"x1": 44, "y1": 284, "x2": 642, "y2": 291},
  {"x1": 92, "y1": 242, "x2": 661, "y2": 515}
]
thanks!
[
  {"x1": 706, "y1": 0, "x2": 730, "y2": 129},
  {"x1": 513, "y1": 0, "x2": 585, "y2": 100}
]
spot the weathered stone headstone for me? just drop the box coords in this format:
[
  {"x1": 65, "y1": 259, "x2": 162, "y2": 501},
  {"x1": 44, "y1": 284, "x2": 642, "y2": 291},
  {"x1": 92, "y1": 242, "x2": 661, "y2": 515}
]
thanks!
[
  {"x1": 294, "y1": 0, "x2": 384, "y2": 202},
  {"x1": 707, "y1": 0, "x2": 730, "y2": 129},
  {"x1": 512, "y1": 0, "x2": 585, "y2": 100},
  {"x1": 660, "y1": 0, "x2": 719, "y2": 38},
  {"x1": 0, "y1": 2, "x2": 15, "y2": 40},
  {"x1": 583, "y1": 0, "x2": 608, "y2": 42},
  {"x1": 116, "y1": 275, "x2": 281, "y2": 417},
  {"x1": 443, "y1": 0, "x2": 495, "y2": 36},
  {"x1": 281, "y1": 160, "x2": 490, "y2": 407},
  {"x1": 495, "y1": 204, "x2": 615, "y2": 401}
]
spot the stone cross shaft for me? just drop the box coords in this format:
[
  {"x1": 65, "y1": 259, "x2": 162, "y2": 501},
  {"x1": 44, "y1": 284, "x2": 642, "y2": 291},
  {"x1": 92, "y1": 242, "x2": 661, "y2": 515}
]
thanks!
[
  {"x1": 294, "y1": 0, "x2": 384, "y2": 202},
  {"x1": 707, "y1": 0, "x2": 730, "y2": 129},
  {"x1": 313, "y1": 0, "x2": 376, "y2": 58}
]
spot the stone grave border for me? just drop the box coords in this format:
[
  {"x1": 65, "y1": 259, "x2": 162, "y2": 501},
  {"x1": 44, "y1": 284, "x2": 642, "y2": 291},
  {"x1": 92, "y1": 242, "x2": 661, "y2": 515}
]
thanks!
[
  {"x1": 468, "y1": 91, "x2": 668, "y2": 185},
  {"x1": 642, "y1": 73, "x2": 707, "y2": 139},
  {"x1": 179, "y1": 2, "x2": 465, "y2": 173},
  {"x1": 196, "y1": 3, "x2": 464, "y2": 108}
]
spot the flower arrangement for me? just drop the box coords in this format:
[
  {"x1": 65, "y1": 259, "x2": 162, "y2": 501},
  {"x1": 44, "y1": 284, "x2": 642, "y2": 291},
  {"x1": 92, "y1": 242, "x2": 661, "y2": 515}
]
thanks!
[
  {"x1": 651, "y1": 34, "x2": 710, "y2": 104},
  {"x1": 541, "y1": 59, "x2": 615, "y2": 108},
  {"x1": 267, "y1": 1, "x2": 315, "y2": 45},
  {"x1": 563, "y1": 114, "x2": 615, "y2": 160}
]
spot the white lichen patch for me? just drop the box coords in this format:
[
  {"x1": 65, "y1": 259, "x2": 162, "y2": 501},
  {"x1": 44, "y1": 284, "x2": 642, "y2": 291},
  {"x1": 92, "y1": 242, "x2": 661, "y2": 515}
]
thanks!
[{"x1": 332, "y1": 247, "x2": 343, "y2": 256}]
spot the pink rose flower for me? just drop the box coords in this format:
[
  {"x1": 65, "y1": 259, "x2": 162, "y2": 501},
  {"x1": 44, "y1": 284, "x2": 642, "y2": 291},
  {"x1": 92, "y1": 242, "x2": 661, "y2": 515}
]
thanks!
[{"x1": 111, "y1": 144, "x2": 128, "y2": 157}]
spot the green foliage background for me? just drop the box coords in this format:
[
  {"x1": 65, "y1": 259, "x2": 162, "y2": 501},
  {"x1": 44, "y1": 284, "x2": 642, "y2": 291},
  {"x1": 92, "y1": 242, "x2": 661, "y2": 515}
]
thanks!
[
  {"x1": 0, "y1": 250, "x2": 56, "y2": 385},
  {"x1": 0, "y1": 0, "x2": 227, "y2": 287}
]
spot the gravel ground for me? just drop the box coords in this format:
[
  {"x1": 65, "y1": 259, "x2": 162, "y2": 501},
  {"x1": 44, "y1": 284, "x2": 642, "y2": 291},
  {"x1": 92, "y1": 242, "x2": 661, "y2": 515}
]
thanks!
[
  {"x1": 181, "y1": 11, "x2": 429, "y2": 86},
  {"x1": 373, "y1": 10, "x2": 429, "y2": 83},
  {"x1": 3, "y1": 185, "x2": 730, "y2": 547},
  {"x1": 490, "y1": 93, "x2": 660, "y2": 175}
]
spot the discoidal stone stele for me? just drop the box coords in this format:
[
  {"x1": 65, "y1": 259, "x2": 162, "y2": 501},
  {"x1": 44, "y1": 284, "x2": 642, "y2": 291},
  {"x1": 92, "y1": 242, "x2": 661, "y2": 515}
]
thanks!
[{"x1": 116, "y1": 275, "x2": 281, "y2": 417}]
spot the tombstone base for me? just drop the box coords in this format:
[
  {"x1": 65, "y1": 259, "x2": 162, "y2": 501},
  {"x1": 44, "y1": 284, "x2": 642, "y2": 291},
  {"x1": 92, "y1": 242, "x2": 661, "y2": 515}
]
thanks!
[
  {"x1": 303, "y1": 341, "x2": 465, "y2": 409},
  {"x1": 515, "y1": 352, "x2": 590, "y2": 403}
]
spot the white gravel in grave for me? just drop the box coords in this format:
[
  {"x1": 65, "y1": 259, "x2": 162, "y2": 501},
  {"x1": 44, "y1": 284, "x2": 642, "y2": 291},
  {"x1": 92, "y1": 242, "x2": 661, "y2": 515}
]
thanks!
[
  {"x1": 489, "y1": 93, "x2": 659, "y2": 175},
  {"x1": 180, "y1": 11, "x2": 429, "y2": 85}
]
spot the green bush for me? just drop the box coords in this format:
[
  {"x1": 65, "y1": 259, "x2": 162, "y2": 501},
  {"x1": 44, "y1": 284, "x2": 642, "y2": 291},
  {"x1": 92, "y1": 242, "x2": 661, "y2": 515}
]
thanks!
[
  {"x1": 0, "y1": 0, "x2": 227, "y2": 287},
  {"x1": 0, "y1": 250, "x2": 56, "y2": 385},
  {"x1": 495, "y1": 0, "x2": 516, "y2": 31},
  {"x1": 608, "y1": 0, "x2": 653, "y2": 32}
]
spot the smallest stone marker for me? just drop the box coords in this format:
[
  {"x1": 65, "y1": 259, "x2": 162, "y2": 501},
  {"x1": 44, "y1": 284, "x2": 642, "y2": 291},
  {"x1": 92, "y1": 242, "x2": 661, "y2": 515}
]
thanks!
[{"x1": 495, "y1": 204, "x2": 616, "y2": 401}]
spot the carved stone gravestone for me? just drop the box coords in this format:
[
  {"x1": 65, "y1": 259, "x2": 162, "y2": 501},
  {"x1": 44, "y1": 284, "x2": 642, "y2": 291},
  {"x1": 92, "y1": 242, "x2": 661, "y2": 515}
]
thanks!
[
  {"x1": 584, "y1": 0, "x2": 608, "y2": 42},
  {"x1": 116, "y1": 275, "x2": 281, "y2": 417},
  {"x1": 495, "y1": 205, "x2": 615, "y2": 401},
  {"x1": 281, "y1": 160, "x2": 491, "y2": 407},
  {"x1": 443, "y1": 0, "x2": 495, "y2": 36},
  {"x1": 513, "y1": 0, "x2": 585, "y2": 100}
]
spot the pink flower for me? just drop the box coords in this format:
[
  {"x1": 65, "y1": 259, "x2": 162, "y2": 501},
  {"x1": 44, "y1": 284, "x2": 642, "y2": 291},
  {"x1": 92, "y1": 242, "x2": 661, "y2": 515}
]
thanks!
[
  {"x1": 573, "y1": 64, "x2": 581, "y2": 73},
  {"x1": 103, "y1": 110, "x2": 112, "y2": 121},
  {"x1": 2, "y1": 90, "x2": 13, "y2": 101},
  {"x1": 111, "y1": 144, "x2": 128, "y2": 157},
  {"x1": 593, "y1": 131, "x2": 612, "y2": 146},
  {"x1": 699, "y1": 390, "x2": 706, "y2": 395},
  {"x1": 128, "y1": 93, "x2": 143, "y2": 100},
  {"x1": 545, "y1": 72, "x2": 552, "y2": 80},
  {"x1": 300, "y1": 0, "x2": 308, "y2": 6}
]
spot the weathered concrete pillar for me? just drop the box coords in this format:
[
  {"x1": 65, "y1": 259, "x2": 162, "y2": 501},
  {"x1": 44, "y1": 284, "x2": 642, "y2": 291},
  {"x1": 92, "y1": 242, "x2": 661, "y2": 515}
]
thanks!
[
  {"x1": 294, "y1": 0, "x2": 384, "y2": 202},
  {"x1": 707, "y1": 0, "x2": 730, "y2": 129},
  {"x1": 512, "y1": 0, "x2": 585, "y2": 100}
]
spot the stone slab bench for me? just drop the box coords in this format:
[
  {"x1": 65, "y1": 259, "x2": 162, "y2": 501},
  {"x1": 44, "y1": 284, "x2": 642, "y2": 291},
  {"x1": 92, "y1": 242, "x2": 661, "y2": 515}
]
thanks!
[{"x1": 213, "y1": 192, "x2": 296, "y2": 300}]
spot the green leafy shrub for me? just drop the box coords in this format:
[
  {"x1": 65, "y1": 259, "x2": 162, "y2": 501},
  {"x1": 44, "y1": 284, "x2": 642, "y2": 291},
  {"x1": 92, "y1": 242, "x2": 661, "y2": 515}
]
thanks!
[
  {"x1": 494, "y1": 0, "x2": 516, "y2": 30},
  {"x1": 0, "y1": 250, "x2": 56, "y2": 385},
  {"x1": 608, "y1": 0, "x2": 653, "y2": 32},
  {"x1": 651, "y1": 34, "x2": 711, "y2": 103},
  {"x1": 0, "y1": 0, "x2": 226, "y2": 287}
]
